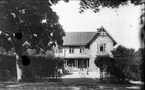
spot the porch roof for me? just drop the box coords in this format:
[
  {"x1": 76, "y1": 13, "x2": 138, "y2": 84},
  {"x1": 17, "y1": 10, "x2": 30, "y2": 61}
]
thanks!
[{"x1": 63, "y1": 56, "x2": 89, "y2": 59}]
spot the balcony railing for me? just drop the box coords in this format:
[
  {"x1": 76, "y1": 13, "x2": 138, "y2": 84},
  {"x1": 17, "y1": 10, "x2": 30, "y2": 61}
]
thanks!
[{"x1": 97, "y1": 51, "x2": 107, "y2": 55}]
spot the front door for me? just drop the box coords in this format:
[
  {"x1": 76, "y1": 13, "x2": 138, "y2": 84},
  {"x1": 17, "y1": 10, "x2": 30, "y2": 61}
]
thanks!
[{"x1": 78, "y1": 59, "x2": 89, "y2": 68}]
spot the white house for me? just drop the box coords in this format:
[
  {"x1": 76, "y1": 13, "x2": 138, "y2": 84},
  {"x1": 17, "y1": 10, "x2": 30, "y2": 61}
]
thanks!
[{"x1": 54, "y1": 26, "x2": 117, "y2": 73}]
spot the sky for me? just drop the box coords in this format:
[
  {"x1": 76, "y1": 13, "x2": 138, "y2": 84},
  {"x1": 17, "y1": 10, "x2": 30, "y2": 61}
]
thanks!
[{"x1": 51, "y1": 1, "x2": 142, "y2": 50}]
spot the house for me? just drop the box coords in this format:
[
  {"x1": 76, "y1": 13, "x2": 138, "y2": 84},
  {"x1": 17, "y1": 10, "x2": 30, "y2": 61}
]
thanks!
[{"x1": 54, "y1": 26, "x2": 117, "y2": 72}]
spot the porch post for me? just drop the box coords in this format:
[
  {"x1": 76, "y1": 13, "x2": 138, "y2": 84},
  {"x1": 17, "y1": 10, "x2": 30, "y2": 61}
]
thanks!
[
  {"x1": 75, "y1": 60, "x2": 77, "y2": 67},
  {"x1": 77, "y1": 60, "x2": 78, "y2": 68},
  {"x1": 86, "y1": 59, "x2": 88, "y2": 68},
  {"x1": 74, "y1": 59, "x2": 76, "y2": 67},
  {"x1": 77, "y1": 60, "x2": 79, "y2": 71},
  {"x1": 64, "y1": 59, "x2": 66, "y2": 67},
  {"x1": 66, "y1": 60, "x2": 67, "y2": 67}
]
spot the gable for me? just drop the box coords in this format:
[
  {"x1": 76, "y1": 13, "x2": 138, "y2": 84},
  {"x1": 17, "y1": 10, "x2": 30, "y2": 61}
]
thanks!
[{"x1": 87, "y1": 26, "x2": 117, "y2": 46}]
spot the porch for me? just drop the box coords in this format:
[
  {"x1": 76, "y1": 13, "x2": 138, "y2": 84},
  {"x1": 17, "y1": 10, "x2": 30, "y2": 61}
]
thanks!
[{"x1": 64, "y1": 58, "x2": 89, "y2": 72}]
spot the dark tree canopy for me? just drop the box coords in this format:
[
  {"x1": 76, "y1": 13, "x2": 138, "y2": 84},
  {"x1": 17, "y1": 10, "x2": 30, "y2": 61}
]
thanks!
[
  {"x1": 0, "y1": 0, "x2": 66, "y2": 53},
  {"x1": 95, "y1": 45, "x2": 143, "y2": 81},
  {"x1": 111, "y1": 45, "x2": 140, "y2": 66},
  {"x1": 111, "y1": 45, "x2": 136, "y2": 57},
  {"x1": 111, "y1": 45, "x2": 142, "y2": 80},
  {"x1": 0, "y1": 0, "x2": 143, "y2": 52},
  {"x1": 79, "y1": 0, "x2": 142, "y2": 13}
]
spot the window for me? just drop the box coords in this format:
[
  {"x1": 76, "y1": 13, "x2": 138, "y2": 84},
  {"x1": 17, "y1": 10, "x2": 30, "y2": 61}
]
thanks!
[
  {"x1": 97, "y1": 44, "x2": 106, "y2": 52},
  {"x1": 100, "y1": 45, "x2": 104, "y2": 51},
  {"x1": 80, "y1": 48, "x2": 85, "y2": 53},
  {"x1": 100, "y1": 31, "x2": 107, "y2": 36},
  {"x1": 69, "y1": 48, "x2": 74, "y2": 53}
]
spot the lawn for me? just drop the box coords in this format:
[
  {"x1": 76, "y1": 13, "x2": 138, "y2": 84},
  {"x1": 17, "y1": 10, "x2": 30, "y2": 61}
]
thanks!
[{"x1": 0, "y1": 78, "x2": 143, "y2": 90}]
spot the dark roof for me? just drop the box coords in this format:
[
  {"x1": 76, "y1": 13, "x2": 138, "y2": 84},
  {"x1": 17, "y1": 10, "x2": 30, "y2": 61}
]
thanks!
[{"x1": 63, "y1": 32, "x2": 97, "y2": 46}]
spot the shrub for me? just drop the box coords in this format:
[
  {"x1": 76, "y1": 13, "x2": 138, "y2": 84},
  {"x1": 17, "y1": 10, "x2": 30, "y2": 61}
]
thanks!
[
  {"x1": 111, "y1": 45, "x2": 142, "y2": 81},
  {"x1": 54, "y1": 57, "x2": 65, "y2": 69},
  {"x1": 95, "y1": 55, "x2": 126, "y2": 83}
]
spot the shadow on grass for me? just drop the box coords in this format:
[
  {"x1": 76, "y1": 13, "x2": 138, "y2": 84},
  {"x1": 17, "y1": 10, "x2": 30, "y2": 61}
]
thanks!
[{"x1": 0, "y1": 78, "x2": 143, "y2": 90}]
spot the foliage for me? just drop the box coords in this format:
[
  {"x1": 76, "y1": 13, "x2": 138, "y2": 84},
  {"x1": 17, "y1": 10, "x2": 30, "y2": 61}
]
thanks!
[
  {"x1": 62, "y1": 69, "x2": 70, "y2": 75},
  {"x1": 111, "y1": 45, "x2": 142, "y2": 80},
  {"x1": 55, "y1": 57, "x2": 65, "y2": 69},
  {"x1": 0, "y1": 54, "x2": 64, "y2": 81},
  {"x1": 26, "y1": 49, "x2": 36, "y2": 55},
  {"x1": 79, "y1": 0, "x2": 142, "y2": 13},
  {"x1": 95, "y1": 55, "x2": 126, "y2": 83},
  {"x1": 45, "y1": 50, "x2": 55, "y2": 57},
  {"x1": 0, "y1": 54, "x2": 16, "y2": 81},
  {"x1": 137, "y1": 48, "x2": 145, "y2": 82},
  {"x1": 0, "y1": 46, "x2": 7, "y2": 54},
  {"x1": 95, "y1": 45, "x2": 143, "y2": 83},
  {"x1": 0, "y1": 0, "x2": 65, "y2": 53}
]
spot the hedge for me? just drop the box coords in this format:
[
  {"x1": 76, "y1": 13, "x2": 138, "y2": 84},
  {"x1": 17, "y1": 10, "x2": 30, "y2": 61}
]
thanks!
[
  {"x1": 95, "y1": 55, "x2": 141, "y2": 83},
  {"x1": 0, "y1": 54, "x2": 64, "y2": 81}
]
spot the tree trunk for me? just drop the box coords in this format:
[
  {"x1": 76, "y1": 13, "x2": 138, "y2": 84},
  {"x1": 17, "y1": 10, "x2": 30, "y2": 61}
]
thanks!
[
  {"x1": 16, "y1": 53, "x2": 23, "y2": 82},
  {"x1": 10, "y1": 32, "x2": 23, "y2": 82},
  {"x1": 100, "y1": 67, "x2": 103, "y2": 81}
]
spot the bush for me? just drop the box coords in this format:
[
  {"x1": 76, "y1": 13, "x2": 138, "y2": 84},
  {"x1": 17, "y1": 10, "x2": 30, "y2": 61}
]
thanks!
[
  {"x1": 95, "y1": 55, "x2": 126, "y2": 83},
  {"x1": 62, "y1": 69, "x2": 70, "y2": 75},
  {"x1": 95, "y1": 56, "x2": 142, "y2": 83},
  {"x1": 111, "y1": 45, "x2": 142, "y2": 81},
  {"x1": 54, "y1": 57, "x2": 65, "y2": 69}
]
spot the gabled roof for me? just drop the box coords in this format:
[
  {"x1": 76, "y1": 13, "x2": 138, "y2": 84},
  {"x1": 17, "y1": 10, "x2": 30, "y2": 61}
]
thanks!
[
  {"x1": 87, "y1": 26, "x2": 117, "y2": 46},
  {"x1": 63, "y1": 26, "x2": 117, "y2": 46},
  {"x1": 63, "y1": 32, "x2": 97, "y2": 46}
]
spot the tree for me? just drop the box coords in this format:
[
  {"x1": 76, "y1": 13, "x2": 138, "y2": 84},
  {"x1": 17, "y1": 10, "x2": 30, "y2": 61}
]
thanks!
[
  {"x1": 95, "y1": 45, "x2": 142, "y2": 82},
  {"x1": 136, "y1": 48, "x2": 144, "y2": 81},
  {"x1": 111, "y1": 45, "x2": 141, "y2": 81},
  {"x1": 0, "y1": 0, "x2": 66, "y2": 82},
  {"x1": 95, "y1": 55, "x2": 126, "y2": 82}
]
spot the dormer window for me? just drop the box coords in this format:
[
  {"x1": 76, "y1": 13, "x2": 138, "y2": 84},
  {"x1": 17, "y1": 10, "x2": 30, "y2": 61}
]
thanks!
[{"x1": 69, "y1": 48, "x2": 74, "y2": 53}]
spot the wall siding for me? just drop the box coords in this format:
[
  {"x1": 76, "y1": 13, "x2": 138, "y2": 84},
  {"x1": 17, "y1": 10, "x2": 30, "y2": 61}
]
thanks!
[{"x1": 89, "y1": 35, "x2": 114, "y2": 71}]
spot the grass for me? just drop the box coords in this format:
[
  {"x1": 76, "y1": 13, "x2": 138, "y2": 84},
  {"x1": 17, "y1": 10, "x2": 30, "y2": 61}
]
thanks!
[{"x1": 0, "y1": 78, "x2": 143, "y2": 90}]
